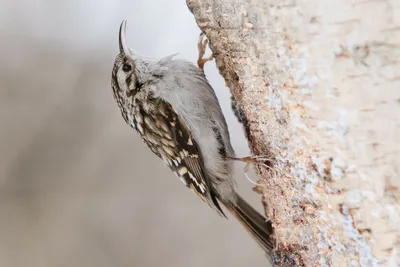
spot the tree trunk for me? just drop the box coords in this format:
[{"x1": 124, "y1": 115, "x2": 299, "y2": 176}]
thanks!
[{"x1": 187, "y1": 0, "x2": 400, "y2": 266}]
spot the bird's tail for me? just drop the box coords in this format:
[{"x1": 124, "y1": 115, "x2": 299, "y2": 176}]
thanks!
[{"x1": 223, "y1": 192, "x2": 275, "y2": 254}]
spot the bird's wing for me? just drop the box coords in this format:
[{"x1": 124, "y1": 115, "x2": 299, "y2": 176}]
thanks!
[{"x1": 145, "y1": 99, "x2": 224, "y2": 215}]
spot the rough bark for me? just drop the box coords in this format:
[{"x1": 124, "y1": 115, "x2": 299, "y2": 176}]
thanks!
[{"x1": 187, "y1": 0, "x2": 400, "y2": 266}]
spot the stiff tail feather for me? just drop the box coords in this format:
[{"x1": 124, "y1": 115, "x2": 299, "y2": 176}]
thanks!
[{"x1": 224, "y1": 192, "x2": 275, "y2": 255}]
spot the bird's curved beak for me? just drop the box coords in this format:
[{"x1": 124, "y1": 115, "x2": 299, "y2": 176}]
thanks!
[{"x1": 119, "y1": 20, "x2": 132, "y2": 57}]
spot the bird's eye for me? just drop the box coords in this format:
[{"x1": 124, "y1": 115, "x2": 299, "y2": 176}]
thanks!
[{"x1": 122, "y1": 64, "x2": 132, "y2": 72}]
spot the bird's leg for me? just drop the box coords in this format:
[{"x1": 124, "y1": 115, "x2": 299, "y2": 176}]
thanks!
[
  {"x1": 227, "y1": 155, "x2": 273, "y2": 166},
  {"x1": 226, "y1": 156, "x2": 274, "y2": 186},
  {"x1": 197, "y1": 33, "x2": 214, "y2": 70}
]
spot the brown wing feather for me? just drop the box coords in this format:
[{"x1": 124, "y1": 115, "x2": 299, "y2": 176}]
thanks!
[{"x1": 139, "y1": 98, "x2": 224, "y2": 215}]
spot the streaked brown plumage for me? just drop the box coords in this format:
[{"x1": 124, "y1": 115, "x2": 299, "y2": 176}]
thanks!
[{"x1": 111, "y1": 20, "x2": 275, "y2": 258}]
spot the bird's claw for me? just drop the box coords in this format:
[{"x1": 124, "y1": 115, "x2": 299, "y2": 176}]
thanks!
[
  {"x1": 227, "y1": 156, "x2": 272, "y2": 169},
  {"x1": 197, "y1": 33, "x2": 213, "y2": 70},
  {"x1": 226, "y1": 156, "x2": 274, "y2": 186}
]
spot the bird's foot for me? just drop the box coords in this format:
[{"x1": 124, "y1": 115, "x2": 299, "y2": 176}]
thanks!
[
  {"x1": 197, "y1": 33, "x2": 213, "y2": 70},
  {"x1": 226, "y1": 156, "x2": 274, "y2": 186},
  {"x1": 227, "y1": 156, "x2": 273, "y2": 168}
]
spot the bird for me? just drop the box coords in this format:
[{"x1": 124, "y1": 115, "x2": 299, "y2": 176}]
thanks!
[{"x1": 111, "y1": 20, "x2": 275, "y2": 256}]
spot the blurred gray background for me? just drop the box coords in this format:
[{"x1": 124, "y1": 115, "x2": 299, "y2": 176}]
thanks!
[{"x1": 0, "y1": 1, "x2": 268, "y2": 266}]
